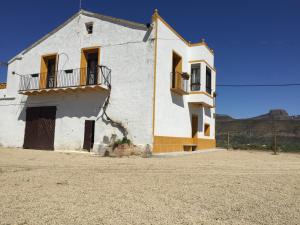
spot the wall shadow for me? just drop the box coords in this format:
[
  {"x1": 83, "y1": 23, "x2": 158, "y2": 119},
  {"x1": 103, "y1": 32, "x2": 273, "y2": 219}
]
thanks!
[
  {"x1": 17, "y1": 91, "x2": 108, "y2": 122},
  {"x1": 171, "y1": 93, "x2": 184, "y2": 108},
  {"x1": 204, "y1": 107, "x2": 211, "y2": 118},
  {"x1": 188, "y1": 104, "x2": 204, "y2": 133}
]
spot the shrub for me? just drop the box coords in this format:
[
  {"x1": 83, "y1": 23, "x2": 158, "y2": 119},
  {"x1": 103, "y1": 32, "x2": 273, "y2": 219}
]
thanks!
[{"x1": 112, "y1": 137, "x2": 131, "y2": 150}]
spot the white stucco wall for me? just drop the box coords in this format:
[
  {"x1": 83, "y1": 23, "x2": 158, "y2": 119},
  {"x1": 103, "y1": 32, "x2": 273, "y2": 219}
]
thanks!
[
  {"x1": 154, "y1": 18, "x2": 216, "y2": 139},
  {"x1": 0, "y1": 11, "x2": 216, "y2": 152},
  {"x1": 0, "y1": 12, "x2": 155, "y2": 150},
  {"x1": 189, "y1": 46, "x2": 214, "y2": 66},
  {"x1": 0, "y1": 89, "x2": 6, "y2": 98}
]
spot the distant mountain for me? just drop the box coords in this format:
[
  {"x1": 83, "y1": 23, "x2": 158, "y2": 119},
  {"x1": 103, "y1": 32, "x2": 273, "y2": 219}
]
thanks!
[
  {"x1": 216, "y1": 109, "x2": 300, "y2": 151},
  {"x1": 217, "y1": 109, "x2": 300, "y2": 122},
  {"x1": 216, "y1": 114, "x2": 234, "y2": 121},
  {"x1": 253, "y1": 109, "x2": 290, "y2": 120}
]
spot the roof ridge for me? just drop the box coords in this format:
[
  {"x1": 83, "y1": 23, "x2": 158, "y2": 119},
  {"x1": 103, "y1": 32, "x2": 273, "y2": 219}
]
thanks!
[
  {"x1": 8, "y1": 10, "x2": 149, "y2": 64},
  {"x1": 80, "y1": 9, "x2": 148, "y2": 29}
]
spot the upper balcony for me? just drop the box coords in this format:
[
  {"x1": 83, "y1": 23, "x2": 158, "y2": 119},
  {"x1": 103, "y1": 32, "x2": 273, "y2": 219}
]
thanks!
[
  {"x1": 170, "y1": 72, "x2": 189, "y2": 95},
  {"x1": 19, "y1": 65, "x2": 111, "y2": 96},
  {"x1": 170, "y1": 71, "x2": 215, "y2": 108}
]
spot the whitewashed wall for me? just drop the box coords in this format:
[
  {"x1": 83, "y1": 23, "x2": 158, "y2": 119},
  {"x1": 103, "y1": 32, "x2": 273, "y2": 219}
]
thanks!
[
  {"x1": 155, "y1": 18, "x2": 216, "y2": 139},
  {"x1": 189, "y1": 46, "x2": 214, "y2": 65},
  {"x1": 0, "y1": 12, "x2": 155, "y2": 150}
]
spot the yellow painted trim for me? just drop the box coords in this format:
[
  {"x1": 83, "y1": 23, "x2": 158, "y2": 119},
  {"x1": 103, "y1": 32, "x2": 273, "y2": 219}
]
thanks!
[
  {"x1": 190, "y1": 42, "x2": 207, "y2": 47},
  {"x1": 41, "y1": 53, "x2": 58, "y2": 58},
  {"x1": 153, "y1": 135, "x2": 216, "y2": 153},
  {"x1": 155, "y1": 14, "x2": 214, "y2": 55},
  {"x1": 81, "y1": 46, "x2": 101, "y2": 51},
  {"x1": 0, "y1": 83, "x2": 6, "y2": 89},
  {"x1": 80, "y1": 46, "x2": 101, "y2": 85},
  {"x1": 40, "y1": 53, "x2": 58, "y2": 89},
  {"x1": 189, "y1": 60, "x2": 216, "y2": 72},
  {"x1": 204, "y1": 123, "x2": 211, "y2": 136},
  {"x1": 152, "y1": 10, "x2": 159, "y2": 143}
]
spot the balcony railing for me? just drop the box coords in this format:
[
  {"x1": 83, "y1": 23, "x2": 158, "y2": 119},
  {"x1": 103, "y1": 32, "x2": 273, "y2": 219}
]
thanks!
[
  {"x1": 170, "y1": 72, "x2": 189, "y2": 95},
  {"x1": 19, "y1": 65, "x2": 111, "y2": 92}
]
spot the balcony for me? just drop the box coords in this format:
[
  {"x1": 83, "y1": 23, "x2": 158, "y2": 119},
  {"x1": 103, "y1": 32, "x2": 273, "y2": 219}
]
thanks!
[
  {"x1": 187, "y1": 91, "x2": 214, "y2": 108},
  {"x1": 170, "y1": 72, "x2": 189, "y2": 95},
  {"x1": 19, "y1": 66, "x2": 111, "y2": 95}
]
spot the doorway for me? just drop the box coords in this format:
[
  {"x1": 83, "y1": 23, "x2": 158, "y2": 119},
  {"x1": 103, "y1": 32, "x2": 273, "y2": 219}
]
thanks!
[
  {"x1": 40, "y1": 54, "x2": 57, "y2": 89},
  {"x1": 23, "y1": 106, "x2": 57, "y2": 150},
  {"x1": 80, "y1": 47, "x2": 100, "y2": 85},
  {"x1": 191, "y1": 115, "x2": 198, "y2": 147},
  {"x1": 86, "y1": 52, "x2": 98, "y2": 85},
  {"x1": 46, "y1": 58, "x2": 56, "y2": 88},
  {"x1": 83, "y1": 120, "x2": 95, "y2": 151}
]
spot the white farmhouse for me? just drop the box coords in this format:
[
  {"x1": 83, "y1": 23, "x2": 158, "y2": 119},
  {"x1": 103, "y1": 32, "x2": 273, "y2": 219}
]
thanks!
[{"x1": 0, "y1": 9, "x2": 216, "y2": 153}]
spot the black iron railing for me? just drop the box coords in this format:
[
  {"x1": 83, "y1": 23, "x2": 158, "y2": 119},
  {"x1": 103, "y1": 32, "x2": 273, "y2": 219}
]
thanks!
[{"x1": 19, "y1": 66, "x2": 111, "y2": 91}]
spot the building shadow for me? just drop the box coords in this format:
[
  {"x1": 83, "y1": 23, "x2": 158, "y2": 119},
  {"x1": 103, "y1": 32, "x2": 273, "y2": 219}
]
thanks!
[
  {"x1": 171, "y1": 92, "x2": 184, "y2": 108},
  {"x1": 17, "y1": 91, "x2": 108, "y2": 121}
]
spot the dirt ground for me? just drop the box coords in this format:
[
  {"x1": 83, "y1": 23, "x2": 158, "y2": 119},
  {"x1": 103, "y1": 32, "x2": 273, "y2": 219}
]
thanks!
[{"x1": 0, "y1": 148, "x2": 299, "y2": 225}]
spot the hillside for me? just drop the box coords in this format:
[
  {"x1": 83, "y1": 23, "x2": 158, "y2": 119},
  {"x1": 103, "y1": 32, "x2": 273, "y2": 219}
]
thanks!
[{"x1": 216, "y1": 109, "x2": 300, "y2": 151}]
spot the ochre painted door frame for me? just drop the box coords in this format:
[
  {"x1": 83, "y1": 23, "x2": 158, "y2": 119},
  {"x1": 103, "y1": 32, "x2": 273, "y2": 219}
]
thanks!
[
  {"x1": 80, "y1": 47, "x2": 100, "y2": 85},
  {"x1": 39, "y1": 53, "x2": 58, "y2": 89}
]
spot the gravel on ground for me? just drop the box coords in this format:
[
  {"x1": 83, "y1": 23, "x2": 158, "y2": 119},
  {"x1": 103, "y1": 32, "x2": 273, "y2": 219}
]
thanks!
[{"x1": 0, "y1": 148, "x2": 299, "y2": 225}]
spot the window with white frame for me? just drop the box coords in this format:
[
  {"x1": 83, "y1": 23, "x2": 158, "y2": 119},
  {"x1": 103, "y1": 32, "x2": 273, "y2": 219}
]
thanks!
[{"x1": 191, "y1": 63, "x2": 201, "y2": 91}]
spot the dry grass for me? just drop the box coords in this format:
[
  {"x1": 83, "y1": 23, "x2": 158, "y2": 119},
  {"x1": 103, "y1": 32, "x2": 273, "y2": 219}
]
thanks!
[{"x1": 0, "y1": 148, "x2": 299, "y2": 225}]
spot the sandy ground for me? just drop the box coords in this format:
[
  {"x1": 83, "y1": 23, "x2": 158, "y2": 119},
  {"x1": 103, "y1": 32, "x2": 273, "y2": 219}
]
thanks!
[{"x1": 0, "y1": 148, "x2": 299, "y2": 225}]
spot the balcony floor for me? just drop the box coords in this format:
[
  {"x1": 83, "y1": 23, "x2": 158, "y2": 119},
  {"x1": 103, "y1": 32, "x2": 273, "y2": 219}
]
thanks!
[
  {"x1": 187, "y1": 91, "x2": 214, "y2": 108},
  {"x1": 19, "y1": 84, "x2": 109, "y2": 96}
]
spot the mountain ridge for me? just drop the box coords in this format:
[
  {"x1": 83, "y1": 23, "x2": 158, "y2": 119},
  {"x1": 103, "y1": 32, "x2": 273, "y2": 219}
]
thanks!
[
  {"x1": 216, "y1": 109, "x2": 300, "y2": 151},
  {"x1": 217, "y1": 109, "x2": 300, "y2": 121}
]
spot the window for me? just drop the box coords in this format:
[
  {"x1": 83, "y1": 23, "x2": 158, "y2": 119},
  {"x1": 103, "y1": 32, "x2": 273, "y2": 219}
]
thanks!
[
  {"x1": 191, "y1": 64, "x2": 201, "y2": 91},
  {"x1": 204, "y1": 124, "x2": 210, "y2": 136},
  {"x1": 206, "y1": 66, "x2": 212, "y2": 94},
  {"x1": 85, "y1": 22, "x2": 93, "y2": 34}
]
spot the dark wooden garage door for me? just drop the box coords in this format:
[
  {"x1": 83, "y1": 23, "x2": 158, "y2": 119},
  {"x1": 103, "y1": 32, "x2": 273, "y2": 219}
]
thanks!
[{"x1": 23, "y1": 106, "x2": 57, "y2": 150}]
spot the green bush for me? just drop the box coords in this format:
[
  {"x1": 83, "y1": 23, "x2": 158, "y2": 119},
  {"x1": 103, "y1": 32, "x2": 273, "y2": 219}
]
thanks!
[
  {"x1": 216, "y1": 134, "x2": 300, "y2": 152},
  {"x1": 112, "y1": 137, "x2": 131, "y2": 150}
]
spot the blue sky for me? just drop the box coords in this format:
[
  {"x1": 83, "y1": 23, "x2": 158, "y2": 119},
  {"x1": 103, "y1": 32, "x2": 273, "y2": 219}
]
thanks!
[{"x1": 0, "y1": 0, "x2": 299, "y2": 118}]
